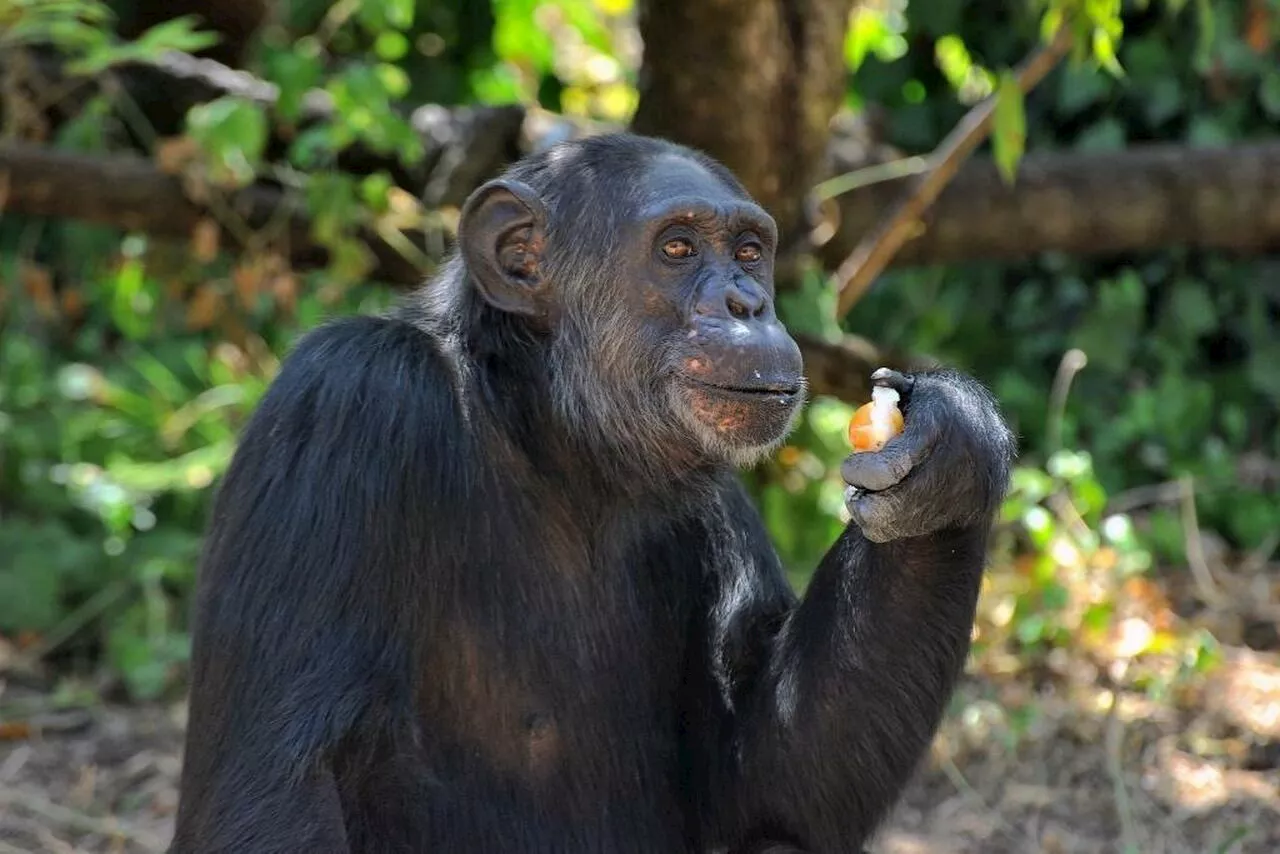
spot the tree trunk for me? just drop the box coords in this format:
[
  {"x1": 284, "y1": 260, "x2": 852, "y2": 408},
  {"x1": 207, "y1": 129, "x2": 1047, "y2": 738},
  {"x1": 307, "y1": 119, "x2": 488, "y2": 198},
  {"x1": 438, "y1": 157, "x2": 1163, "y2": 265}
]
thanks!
[{"x1": 630, "y1": 0, "x2": 858, "y2": 247}]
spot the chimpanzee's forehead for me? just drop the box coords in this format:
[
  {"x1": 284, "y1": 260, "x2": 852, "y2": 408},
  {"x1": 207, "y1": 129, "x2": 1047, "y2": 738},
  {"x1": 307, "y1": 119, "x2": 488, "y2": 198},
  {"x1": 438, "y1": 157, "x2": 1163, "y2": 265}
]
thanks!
[
  {"x1": 632, "y1": 153, "x2": 774, "y2": 237},
  {"x1": 638, "y1": 153, "x2": 747, "y2": 207}
]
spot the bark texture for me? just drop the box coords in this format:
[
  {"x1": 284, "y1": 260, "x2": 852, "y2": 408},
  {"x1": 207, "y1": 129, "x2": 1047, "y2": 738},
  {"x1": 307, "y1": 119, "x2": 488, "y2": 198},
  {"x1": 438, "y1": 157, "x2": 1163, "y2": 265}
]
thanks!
[
  {"x1": 630, "y1": 0, "x2": 859, "y2": 244},
  {"x1": 819, "y1": 142, "x2": 1280, "y2": 269},
  {"x1": 0, "y1": 141, "x2": 426, "y2": 287}
]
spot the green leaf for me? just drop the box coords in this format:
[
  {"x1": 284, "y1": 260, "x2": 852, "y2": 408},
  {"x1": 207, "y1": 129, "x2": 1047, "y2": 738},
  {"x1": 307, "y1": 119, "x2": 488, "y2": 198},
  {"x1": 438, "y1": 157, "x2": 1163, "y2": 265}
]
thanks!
[
  {"x1": 360, "y1": 172, "x2": 393, "y2": 212},
  {"x1": 375, "y1": 63, "x2": 410, "y2": 99},
  {"x1": 1260, "y1": 71, "x2": 1280, "y2": 120},
  {"x1": 263, "y1": 46, "x2": 322, "y2": 124},
  {"x1": 1193, "y1": 0, "x2": 1217, "y2": 71},
  {"x1": 934, "y1": 35, "x2": 973, "y2": 91},
  {"x1": 1070, "y1": 269, "x2": 1145, "y2": 372},
  {"x1": 384, "y1": 0, "x2": 414, "y2": 30},
  {"x1": 1040, "y1": 7, "x2": 1064, "y2": 43},
  {"x1": 1187, "y1": 115, "x2": 1232, "y2": 148},
  {"x1": 1092, "y1": 28, "x2": 1125, "y2": 78},
  {"x1": 1074, "y1": 117, "x2": 1126, "y2": 151},
  {"x1": 134, "y1": 15, "x2": 220, "y2": 55},
  {"x1": 992, "y1": 70, "x2": 1025, "y2": 185},
  {"x1": 375, "y1": 31, "x2": 409, "y2": 62},
  {"x1": 1082, "y1": 602, "x2": 1114, "y2": 633},
  {"x1": 1056, "y1": 63, "x2": 1111, "y2": 116},
  {"x1": 1016, "y1": 613, "x2": 1047, "y2": 646},
  {"x1": 306, "y1": 173, "x2": 362, "y2": 245},
  {"x1": 110, "y1": 256, "x2": 150, "y2": 340},
  {"x1": 66, "y1": 16, "x2": 218, "y2": 75},
  {"x1": 1247, "y1": 341, "x2": 1280, "y2": 404},
  {"x1": 1141, "y1": 77, "x2": 1183, "y2": 126},
  {"x1": 287, "y1": 125, "x2": 337, "y2": 169},
  {"x1": 355, "y1": 0, "x2": 412, "y2": 33},
  {"x1": 1165, "y1": 278, "x2": 1217, "y2": 339},
  {"x1": 1042, "y1": 581, "x2": 1070, "y2": 611},
  {"x1": 185, "y1": 97, "x2": 269, "y2": 188}
]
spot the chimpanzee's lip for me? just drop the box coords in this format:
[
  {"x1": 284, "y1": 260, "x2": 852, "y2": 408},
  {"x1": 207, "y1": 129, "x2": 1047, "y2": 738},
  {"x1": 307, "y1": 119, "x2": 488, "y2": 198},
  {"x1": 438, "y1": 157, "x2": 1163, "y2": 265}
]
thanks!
[{"x1": 681, "y1": 375, "x2": 803, "y2": 399}]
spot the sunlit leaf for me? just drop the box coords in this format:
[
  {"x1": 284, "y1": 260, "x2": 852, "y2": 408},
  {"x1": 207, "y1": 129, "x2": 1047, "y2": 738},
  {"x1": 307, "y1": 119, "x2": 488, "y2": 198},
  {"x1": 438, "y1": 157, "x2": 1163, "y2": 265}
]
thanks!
[
  {"x1": 375, "y1": 31, "x2": 409, "y2": 62},
  {"x1": 844, "y1": 7, "x2": 907, "y2": 72},
  {"x1": 263, "y1": 47, "x2": 323, "y2": 124},
  {"x1": 185, "y1": 97, "x2": 269, "y2": 188},
  {"x1": 934, "y1": 35, "x2": 973, "y2": 91},
  {"x1": 992, "y1": 71, "x2": 1025, "y2": 185}
]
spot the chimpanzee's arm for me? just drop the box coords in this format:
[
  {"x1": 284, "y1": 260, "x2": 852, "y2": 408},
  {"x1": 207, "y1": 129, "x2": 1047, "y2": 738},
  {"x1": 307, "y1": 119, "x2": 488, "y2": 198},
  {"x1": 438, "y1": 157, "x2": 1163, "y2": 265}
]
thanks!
[
  {"x1": 690, "y1": 370, "x2": 1014, "y2": 854},
  {"x1": 170, "y1": 316, "x2": 463, "y2": 853}
]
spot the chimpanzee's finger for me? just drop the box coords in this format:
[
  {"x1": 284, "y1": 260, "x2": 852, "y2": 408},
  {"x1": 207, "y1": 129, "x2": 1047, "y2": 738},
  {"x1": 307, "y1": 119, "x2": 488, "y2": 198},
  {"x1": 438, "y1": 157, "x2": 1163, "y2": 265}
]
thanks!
[
  {"x1": 870, "y1": 367, "x2": 915, "y2": 400},
  {"x1": 840, "y1": 412, "x2": 941, "y2": 492},
  {"x1": 844, "y1": 486, "x2": 915, "y2": 544}
]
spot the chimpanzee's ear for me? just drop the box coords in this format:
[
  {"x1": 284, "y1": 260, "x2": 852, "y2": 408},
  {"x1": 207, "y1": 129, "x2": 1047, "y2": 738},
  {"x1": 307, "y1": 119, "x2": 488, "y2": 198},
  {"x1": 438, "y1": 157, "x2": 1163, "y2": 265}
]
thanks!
[{"x1": 458, "y1": 179, "x2": 550, "y2": 318}]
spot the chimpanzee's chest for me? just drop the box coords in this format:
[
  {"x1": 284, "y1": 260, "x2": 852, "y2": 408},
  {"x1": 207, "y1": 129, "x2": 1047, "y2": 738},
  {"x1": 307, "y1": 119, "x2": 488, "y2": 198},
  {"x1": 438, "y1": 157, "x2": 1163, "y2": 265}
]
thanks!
[
  {"x1": 335, "y1": 499, "x2": 723, "y2": 850},
  {"x1": 399, "y1": 513, "x2": 708, "y2": 827}
]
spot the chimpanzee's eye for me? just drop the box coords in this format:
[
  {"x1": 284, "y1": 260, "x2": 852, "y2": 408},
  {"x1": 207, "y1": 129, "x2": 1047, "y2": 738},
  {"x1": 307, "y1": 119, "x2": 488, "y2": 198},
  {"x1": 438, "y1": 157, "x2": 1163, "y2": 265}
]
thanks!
[{"x1": 662, "y1": 238, "x2": 695, "y2": 259}]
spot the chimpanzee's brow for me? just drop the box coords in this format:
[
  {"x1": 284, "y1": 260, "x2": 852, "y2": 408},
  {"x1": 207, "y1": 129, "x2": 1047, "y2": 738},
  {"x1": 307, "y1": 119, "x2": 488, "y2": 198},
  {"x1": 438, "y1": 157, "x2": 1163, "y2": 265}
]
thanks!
[{"x1": 640, "y1": 197, "x2": 775, "y2": 236}]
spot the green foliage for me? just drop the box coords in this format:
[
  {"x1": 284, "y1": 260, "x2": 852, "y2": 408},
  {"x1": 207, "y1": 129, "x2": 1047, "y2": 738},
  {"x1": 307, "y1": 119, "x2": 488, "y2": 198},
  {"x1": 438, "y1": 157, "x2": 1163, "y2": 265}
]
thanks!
[
  {"x1": 185, "y1": 98, "x2": 270, "y2": 189},
  {"x1": 0, "y1": 217, "x2": 391, "y2": 698},
  {"x1": 841, "y1": 0, "x2": 1280, "y2": 557},
  {"x1": 0, "y1": 1, "x2": 217, "y2": 71}
]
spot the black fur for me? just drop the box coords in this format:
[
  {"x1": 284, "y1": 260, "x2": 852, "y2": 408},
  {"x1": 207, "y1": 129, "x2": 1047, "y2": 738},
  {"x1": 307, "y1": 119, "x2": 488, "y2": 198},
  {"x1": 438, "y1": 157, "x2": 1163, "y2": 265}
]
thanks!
[{"x1": 171, "y1": 133, "x2": 1015, "y2": 854}]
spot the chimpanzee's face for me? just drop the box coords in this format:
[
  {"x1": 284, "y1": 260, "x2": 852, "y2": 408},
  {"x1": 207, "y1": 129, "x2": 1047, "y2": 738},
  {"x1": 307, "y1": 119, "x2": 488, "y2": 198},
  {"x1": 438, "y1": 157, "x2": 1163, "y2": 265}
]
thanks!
[
  {"x1": 617, "y1": 154, "x2": 805, "y2": 461},
  {"x1": 458, "y1": 144, "x2": 806, "y2": 468}
]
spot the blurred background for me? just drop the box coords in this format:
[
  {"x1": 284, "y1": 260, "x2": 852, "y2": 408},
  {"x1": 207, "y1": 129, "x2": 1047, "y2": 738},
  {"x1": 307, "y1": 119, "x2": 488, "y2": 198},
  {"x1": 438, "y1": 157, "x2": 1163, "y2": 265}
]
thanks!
[{"x1": 1, "y1": 0, "x2": 1278, "y2": 851}]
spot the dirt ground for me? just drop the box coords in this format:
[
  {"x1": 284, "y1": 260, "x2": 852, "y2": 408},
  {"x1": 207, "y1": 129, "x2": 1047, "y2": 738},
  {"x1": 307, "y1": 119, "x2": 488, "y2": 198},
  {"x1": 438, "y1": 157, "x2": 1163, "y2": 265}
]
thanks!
[{"x1": 2, "y1": 652, "x2": 1278, "y2": 854}]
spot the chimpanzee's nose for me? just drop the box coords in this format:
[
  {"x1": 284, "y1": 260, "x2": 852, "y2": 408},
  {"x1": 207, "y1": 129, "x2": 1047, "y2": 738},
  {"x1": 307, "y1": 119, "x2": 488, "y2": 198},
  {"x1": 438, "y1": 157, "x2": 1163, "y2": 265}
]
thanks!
[
  {"x1": 697, "y1": 274, "x2": 771, "y2": 322},
  {"x1": 724, "y1": 278, "x2": 768, "y2": 320}
]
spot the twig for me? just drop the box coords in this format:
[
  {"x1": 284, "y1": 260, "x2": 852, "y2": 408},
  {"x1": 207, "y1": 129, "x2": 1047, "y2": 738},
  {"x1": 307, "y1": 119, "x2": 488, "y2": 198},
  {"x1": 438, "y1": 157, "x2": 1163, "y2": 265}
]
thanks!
[
  {"x1": 14, "y1": 579, "x2": 132, "y2": 667},
  {"x1": 1239, "y1": 530, "x2": 1280, "y2": 576},
  {"x1": 1103, "y1": 682, "x2": 1143, "y2": 854},
  {"x1": 0, "y1": 744, "x2": 31, "y2": 782},
  {"x1": 831, "y1": 24, "x2": 1076, "y2": 318},
  {"x1": 810, "y1": 155, "x2": 930, "y2": 201},
  {"x1": 1046, "y1": 348, "x2": 1088, "y2": 454},
  {"x1": 1179, "y1": 475, "x2": 1229, "y2": 610},
  {"x1": 938, "y1": 753, "x2": 1041, "y2": 849},
  {"x1": 1105, "y1": 480, "x2": 1188, "y2": 515}
]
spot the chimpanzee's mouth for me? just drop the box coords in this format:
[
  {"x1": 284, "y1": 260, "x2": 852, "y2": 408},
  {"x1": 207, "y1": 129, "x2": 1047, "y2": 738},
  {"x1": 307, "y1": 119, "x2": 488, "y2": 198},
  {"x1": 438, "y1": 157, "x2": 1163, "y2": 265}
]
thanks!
[{"x1": 681, "y1": 375, "x2": 803, "y2": 400}]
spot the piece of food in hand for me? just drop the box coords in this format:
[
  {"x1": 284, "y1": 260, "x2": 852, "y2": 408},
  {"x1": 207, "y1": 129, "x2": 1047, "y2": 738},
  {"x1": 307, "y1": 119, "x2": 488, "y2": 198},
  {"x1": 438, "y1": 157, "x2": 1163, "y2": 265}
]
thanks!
[{"x1": 848, "y1": 386, "x2": 905, "y2": 453}]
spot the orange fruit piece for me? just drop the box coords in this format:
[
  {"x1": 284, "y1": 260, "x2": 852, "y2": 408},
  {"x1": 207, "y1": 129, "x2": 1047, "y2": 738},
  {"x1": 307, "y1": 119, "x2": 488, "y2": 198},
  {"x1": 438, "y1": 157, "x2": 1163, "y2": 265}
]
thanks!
[{"x1": 847, "y1": 387, "x2": 905, "y2": 453}]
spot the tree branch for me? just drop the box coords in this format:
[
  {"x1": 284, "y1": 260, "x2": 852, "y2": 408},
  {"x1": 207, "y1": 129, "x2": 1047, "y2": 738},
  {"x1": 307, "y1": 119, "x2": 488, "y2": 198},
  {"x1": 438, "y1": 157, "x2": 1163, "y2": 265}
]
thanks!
[
  {"x1": 0, "y1": 141, "x2": 429, "y2": 285},
  {"x1": 815, "y1": 141, "x2": 1280, "y2": 271},
  {"x1": 831, "y1": 24, "x2": 1075, "y2": 318}
]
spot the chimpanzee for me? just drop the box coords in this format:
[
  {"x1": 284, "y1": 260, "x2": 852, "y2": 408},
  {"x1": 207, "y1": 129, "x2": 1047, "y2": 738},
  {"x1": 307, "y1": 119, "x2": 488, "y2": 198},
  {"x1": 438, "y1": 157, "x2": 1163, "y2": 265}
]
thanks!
[{"x1": 169, "y1": 133, "x2": 1015, "y2": 854}]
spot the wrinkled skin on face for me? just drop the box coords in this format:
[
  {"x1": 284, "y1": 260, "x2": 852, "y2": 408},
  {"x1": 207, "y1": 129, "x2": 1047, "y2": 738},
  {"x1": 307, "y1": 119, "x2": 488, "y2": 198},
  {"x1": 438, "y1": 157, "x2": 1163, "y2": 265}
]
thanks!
[
  {"x1": 615, "y1": 153, "x2": 806, "y2": 461},
  {"x1": 456, "y1": 143, "x2": 806, "y2": 472}
]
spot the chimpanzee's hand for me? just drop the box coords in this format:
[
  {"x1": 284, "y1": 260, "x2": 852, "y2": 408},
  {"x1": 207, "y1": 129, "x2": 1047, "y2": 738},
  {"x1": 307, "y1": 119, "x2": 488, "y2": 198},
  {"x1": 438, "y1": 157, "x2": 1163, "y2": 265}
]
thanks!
[{"x1": 841, "y1": 367, "x2": 1015, "y2": 543}]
